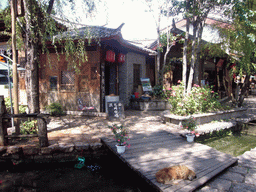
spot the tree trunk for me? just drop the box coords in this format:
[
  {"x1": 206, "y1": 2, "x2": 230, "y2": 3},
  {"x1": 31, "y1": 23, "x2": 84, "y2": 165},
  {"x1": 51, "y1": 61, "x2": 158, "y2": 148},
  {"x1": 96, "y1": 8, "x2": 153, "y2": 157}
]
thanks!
[
  {"x1": 47, "y1": 0, "x2": 55, "y2": 14},
  {"x1": 238, "y1": 75, "x2": 250, "y2": 107},
  {"x1": 194, "y1": 21, "x2": 204, "y2": 85},
  {"x1": 187, "y1": 20, "x2": 198, "y2": 93},
  {"x1": 156, "y1": 15, "x2": 161, "y2": 86},
  {"x1": 182, "y1": 23, "x2": 189, "y2": 89},
  {"x1": 182, "y1": 0, "x2": 190, "y2": 95},
  {"x1": 24, "y1": 0, "x2": 40, "y2": 113},
  {"x1": 161, "y1": 19, "x2": 173, "y2": 86}
]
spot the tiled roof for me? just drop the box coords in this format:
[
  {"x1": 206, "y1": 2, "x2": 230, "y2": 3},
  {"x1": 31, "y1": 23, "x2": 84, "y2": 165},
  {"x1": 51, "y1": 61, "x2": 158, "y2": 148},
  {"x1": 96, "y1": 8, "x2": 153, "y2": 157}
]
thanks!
[
  {"x1": 148, "y1": 17, "x2": 232, "y2": 50},
  {"x1": 52, "y1": 23, "x2": 156, "y2": 55},
  {"x1": 53, "y1": 23, "x2": 124, "y2": 41}
]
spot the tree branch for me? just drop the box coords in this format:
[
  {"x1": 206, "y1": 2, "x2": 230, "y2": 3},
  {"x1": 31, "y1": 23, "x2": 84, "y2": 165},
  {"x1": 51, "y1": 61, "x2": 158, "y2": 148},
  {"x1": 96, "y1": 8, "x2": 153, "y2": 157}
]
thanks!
[{"x1": 47, "y1": 0, "x2": 54, "y2": 14}]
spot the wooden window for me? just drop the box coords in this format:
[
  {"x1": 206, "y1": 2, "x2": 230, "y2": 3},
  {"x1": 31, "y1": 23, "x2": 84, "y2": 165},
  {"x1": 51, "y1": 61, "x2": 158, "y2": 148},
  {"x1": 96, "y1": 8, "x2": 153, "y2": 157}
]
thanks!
[
  {"x1": 60, "y1": 71, "x2": 75, "y2": 91},
  {"x1": 49, "y1": 76, "x2": 57, "y2": 91},
  {"x1": 79, "y1": 75, "x2": 89, "y2": 92}
]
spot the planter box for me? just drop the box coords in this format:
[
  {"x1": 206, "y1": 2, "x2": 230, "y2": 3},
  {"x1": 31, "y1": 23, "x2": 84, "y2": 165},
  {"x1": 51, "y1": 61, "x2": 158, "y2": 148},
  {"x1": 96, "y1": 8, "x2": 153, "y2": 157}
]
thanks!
[
  {"x1": 131, "y1": 99, "x2": 168, "y2": 111},
  {"x1": 164, "y1": 107, "x2": 247, "y2": 125}
]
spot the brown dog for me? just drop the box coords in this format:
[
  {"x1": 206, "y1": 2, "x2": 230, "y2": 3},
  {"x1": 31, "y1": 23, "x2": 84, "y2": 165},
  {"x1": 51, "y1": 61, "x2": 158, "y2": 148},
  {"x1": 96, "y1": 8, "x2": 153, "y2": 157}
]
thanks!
[{"x1": 155, "y1": 165, "x2": 196, "y2": 184}]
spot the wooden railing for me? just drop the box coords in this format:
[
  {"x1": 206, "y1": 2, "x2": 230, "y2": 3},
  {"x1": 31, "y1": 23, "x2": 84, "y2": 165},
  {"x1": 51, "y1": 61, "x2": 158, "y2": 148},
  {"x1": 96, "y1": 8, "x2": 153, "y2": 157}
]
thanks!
[{"x1": 0, "y1": 96, "x2": 49, "y2": 147}]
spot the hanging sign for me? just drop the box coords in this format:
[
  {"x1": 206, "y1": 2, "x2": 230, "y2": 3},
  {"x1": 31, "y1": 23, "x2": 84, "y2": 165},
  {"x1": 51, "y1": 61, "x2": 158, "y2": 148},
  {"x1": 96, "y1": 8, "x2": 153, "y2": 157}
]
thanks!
[
  {"x1": 106, "y1": 50, "x2": 115, "y2": 63},
  {"x1": 117, "y1": 53, "x2": 125, "y2": 63}
]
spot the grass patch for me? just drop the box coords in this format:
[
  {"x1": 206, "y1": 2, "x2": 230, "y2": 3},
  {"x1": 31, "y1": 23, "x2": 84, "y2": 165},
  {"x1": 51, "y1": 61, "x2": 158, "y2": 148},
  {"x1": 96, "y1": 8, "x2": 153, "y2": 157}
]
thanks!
[{"x1": 197, "y1": 134, "x2": 256, "y2": 157}]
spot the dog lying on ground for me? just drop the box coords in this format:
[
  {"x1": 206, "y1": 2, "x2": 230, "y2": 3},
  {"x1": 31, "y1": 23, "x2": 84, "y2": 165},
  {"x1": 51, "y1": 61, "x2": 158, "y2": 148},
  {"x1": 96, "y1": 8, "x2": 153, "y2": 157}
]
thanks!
[{"x1": 155, "y1": 165, "x2": 196, "y2": 185}]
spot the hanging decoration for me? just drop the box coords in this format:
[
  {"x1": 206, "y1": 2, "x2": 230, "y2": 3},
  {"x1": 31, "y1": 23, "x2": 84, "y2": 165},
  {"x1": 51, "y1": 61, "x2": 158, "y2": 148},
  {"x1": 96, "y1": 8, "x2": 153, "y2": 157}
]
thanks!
[
  {"x1": 117, "y1": 53, "x2": 125, "y2": 63},
  {"x1": 106, "y1": 50, "x2": 115, "y2": 63}
]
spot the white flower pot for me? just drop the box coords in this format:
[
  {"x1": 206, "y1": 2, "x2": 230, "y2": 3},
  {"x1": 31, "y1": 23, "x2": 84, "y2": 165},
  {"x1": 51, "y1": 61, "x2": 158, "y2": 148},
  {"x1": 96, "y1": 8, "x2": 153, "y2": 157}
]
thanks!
[
  {"x1": 116, "y1": 145, "x2": 126, "y2": 154},
  {"x1": 186, "y1": 134, "x2": 195, "y2": 142}
]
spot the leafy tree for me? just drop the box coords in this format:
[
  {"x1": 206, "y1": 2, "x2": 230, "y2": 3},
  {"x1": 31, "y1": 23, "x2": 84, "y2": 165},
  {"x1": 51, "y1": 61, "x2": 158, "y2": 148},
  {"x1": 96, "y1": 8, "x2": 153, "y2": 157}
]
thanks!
[
  {"x1": 144, "y1": 0, "x2": 182, "y2": 85},
  {"x1": 214, "y1": 0, "x2": 256, "y2": 106},
  {"x1": 183, "y1": 0, "x2": 231, "y2": 93},
  {"x1": 1, "y1": 0, "x2": 100, "y2": 113}
]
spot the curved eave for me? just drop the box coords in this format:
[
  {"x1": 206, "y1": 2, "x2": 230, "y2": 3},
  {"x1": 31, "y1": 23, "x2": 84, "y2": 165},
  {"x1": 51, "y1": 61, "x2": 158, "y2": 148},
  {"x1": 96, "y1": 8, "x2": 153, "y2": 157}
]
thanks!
[{"x1": 112, "y1": 35, "x2": 157, "y2": 56}]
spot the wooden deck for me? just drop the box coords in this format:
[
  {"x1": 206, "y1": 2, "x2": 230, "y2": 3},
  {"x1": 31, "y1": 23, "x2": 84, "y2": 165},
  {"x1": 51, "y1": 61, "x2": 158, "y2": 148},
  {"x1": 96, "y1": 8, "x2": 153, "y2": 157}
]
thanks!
[{"x1": 101, "y1": 130, "x2": 238, "y2": 192}]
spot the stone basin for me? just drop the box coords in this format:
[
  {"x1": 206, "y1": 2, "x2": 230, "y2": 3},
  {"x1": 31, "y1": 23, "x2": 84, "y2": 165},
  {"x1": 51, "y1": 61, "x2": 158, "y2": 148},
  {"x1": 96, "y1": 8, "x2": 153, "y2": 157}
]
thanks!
[
  {"x1": 131, "y1": 99, "x2": 168, "y2": 111},
  {"x1": 163, "y1": 107, "x2": 247, "y2": 126}
]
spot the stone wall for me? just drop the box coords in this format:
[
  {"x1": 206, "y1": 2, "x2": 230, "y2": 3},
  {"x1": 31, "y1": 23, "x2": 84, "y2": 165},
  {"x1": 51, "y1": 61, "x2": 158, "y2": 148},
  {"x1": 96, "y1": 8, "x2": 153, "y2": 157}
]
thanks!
[
  {"x1": 0, "y1": 142, "x2": 107, "y2": 163},
  {"x1": 119, "y1": 52, "x2": 146, "y2": 108},
  {"x1": 164, "y1": 107, "x2": 247, "y2": 125}
]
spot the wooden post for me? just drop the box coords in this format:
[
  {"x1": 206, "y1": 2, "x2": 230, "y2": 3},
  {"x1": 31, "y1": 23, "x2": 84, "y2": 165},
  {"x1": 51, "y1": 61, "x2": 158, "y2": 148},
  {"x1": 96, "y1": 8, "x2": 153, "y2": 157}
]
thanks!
[
  {"x1": 37, "y1": 115, "x2": 48, "y2": 147},
  {"x1": 0, "y1": 96, "x2": 7, "y2": 146},
  {"x1": 11, "y1": 0, "x2": 20, "y2": 134}
]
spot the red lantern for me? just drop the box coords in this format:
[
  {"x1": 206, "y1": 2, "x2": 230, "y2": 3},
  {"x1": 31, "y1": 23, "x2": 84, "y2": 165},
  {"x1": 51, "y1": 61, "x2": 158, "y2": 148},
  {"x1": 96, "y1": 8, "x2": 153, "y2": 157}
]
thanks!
[
  {"x1": 117, "y1": 53, "x2": 125, "y2": 63},
  {"x1": 106, "y1": 50, "x2": 115, "y2": 62}
]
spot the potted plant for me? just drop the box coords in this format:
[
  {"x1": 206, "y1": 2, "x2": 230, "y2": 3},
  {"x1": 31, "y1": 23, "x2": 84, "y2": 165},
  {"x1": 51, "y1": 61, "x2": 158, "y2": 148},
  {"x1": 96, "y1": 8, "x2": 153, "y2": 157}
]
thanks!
[
  {"x1": 109, "y1": 124, "x2": 130, "y2": 154},
  {"x1": 181, "y1": 117, "x2": 200, "y2": 142}
]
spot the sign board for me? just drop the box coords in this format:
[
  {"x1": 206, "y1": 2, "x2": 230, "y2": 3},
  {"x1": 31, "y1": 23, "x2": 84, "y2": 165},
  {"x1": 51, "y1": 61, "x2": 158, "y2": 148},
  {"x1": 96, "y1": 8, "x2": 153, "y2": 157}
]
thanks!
[
  {"x1": 140, "y1": 78, "x2": 152, "y2": 92},
  {"x1": 107, "y1": 102, "x2": 124, "y2": 118}
]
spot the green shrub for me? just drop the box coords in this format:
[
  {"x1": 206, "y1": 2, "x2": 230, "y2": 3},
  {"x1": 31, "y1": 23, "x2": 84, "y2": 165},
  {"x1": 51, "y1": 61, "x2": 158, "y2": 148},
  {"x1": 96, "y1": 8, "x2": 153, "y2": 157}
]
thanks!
[
  {"x1": 166, "y1": 81, "x2": 226, "y2": 116},
  {"x1": 153, "y1": 85, "x2": 165, "y2": 99},
  {"x1": 181, "y1": 117, "x2": 197, "y2": 131},
  {"x1": 4, "y1": 97, "x2": 27, "y2": 114},
  {"x1": 20, "y1": 120, "x2": 38, "y2": 135},
  {"x1": 45, "y1": 102, "x2": 64, "y2": 116}
]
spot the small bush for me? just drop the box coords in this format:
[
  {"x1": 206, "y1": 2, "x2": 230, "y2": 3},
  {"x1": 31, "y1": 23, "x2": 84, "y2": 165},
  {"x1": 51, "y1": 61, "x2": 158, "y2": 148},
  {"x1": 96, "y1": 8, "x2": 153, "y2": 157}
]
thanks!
[
  {"x1": 4, "y1": 97, "x2": 27, "y2": 114},
  {"x1": 153, "y1": 85, "x2": 165, "y2": 99},
  {"x1": 181, "y1": 117, "x2": 197, "y2": 131},
  {"x1": 45, "y1": 102, "x2": 64, "y2": 116},
  {"x1": 20, "y1": 120, "x2": 38, "y2": 135}
]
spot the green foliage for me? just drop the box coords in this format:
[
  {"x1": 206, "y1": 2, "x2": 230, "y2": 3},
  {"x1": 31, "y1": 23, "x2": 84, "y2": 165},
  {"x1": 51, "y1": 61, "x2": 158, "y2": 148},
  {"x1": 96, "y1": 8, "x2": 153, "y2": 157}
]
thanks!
[
  {"x1": 166, "y1": 81, "x2": 225, "y2": 116},
  {"x1": 159, "y1": 32, "x2": 184, "y2": 53},
  {"x1": 20, "y1": 120, "x2": 38, "y2": 135},
  {"x1": 181, "y1": 117, "x2": 197, "y2": 131},
  {"x1": 4, "y1": 97, "x2": 27, "y2": 114},
  {"x1": 153, "y1": 85, "x2": 165, "y2": 99},
  {"x1": 0, "y1": 1, "x2": 95, "y2": 72},
  {"x1": 45, "y1": 102, "x2": 64, "y2": 116},
  {"x1": 210, "y1": 0, "x2": 256, "y2": 77}
]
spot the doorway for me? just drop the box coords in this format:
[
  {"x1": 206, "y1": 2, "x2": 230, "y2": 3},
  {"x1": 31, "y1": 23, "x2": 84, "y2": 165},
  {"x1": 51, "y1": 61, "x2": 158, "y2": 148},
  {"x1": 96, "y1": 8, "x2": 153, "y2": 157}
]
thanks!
[
  {"x1": 105, "y1": 62, "x2": 118, "y2": 95},
  {"x1": 133, "y1": 64, "x2": 141, "y2": 92}
]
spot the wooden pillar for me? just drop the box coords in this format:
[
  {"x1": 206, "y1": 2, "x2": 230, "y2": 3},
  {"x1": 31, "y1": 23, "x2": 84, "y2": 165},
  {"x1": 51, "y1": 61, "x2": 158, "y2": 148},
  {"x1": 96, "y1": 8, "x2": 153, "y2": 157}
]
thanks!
[
  {"x1": 0, "y1": 96, "x2": 7, "y2": 146},
  {"x1": 11, "y1": 0, "x2": 20, "y2": 134},
  {"x1": 37, "y1": 115, "x2": 48, "y2": 147}
]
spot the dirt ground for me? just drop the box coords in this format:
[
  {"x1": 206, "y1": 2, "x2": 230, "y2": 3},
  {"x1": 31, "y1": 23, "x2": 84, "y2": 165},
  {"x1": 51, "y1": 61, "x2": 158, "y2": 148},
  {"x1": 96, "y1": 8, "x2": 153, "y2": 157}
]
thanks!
[{"x1": 7, "y1": 110, "x2": 170, "y2": 147}]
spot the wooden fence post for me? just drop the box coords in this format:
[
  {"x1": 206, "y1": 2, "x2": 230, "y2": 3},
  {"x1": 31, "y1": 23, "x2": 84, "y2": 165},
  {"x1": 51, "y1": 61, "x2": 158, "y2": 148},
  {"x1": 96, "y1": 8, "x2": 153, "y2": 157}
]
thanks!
[
  {"x1": 0, "y1": 96, "x2": 7, "y2": 146},
  {"x1": 37, "y1": 114, "x2": 49, "y2": 147}
]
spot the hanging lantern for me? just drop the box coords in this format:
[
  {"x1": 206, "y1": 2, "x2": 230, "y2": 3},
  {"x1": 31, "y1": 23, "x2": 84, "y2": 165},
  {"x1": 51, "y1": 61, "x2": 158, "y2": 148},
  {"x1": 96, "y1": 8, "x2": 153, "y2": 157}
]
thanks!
[
  {"x1": 106, "y1": 50, "x2": 115, "y2": 63},
  {"x1": 117, "y1": 53, "x2": 125, "y2": 63}
]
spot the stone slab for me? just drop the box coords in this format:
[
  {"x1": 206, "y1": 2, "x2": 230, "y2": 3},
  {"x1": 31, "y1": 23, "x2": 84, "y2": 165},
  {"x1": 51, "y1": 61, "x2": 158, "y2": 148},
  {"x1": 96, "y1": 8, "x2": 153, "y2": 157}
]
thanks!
[{"x1": 230, "y1": 183, "x2": 256, "y2": 192}]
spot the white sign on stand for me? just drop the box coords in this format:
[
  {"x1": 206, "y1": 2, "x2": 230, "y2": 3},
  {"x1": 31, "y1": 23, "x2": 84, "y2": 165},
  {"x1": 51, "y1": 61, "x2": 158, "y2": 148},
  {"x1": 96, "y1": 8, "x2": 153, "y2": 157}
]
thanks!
[{"x1": 140, "y1": 78, "x2": 152, "y2": 92}]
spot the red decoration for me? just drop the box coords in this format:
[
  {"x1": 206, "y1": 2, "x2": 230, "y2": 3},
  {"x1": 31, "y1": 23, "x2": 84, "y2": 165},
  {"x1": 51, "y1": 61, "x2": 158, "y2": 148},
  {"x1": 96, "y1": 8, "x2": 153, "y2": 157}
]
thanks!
[
  {"x1": 117, "y1": 53, "x2": 125, "y2": 63},
  {"x1": 106, "y1": 50, "x2": 115, "y2": 62}
]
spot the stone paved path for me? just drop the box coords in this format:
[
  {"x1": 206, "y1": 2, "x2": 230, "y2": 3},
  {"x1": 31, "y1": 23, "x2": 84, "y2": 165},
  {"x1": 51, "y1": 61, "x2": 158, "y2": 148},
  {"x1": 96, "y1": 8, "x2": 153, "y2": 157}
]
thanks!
[
  {"x1": 4, "y1": 96, "x2": 256, "y2": 192},
  {"x1": 197, "y1": 96, "x2": 256, "y2": 192}
]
